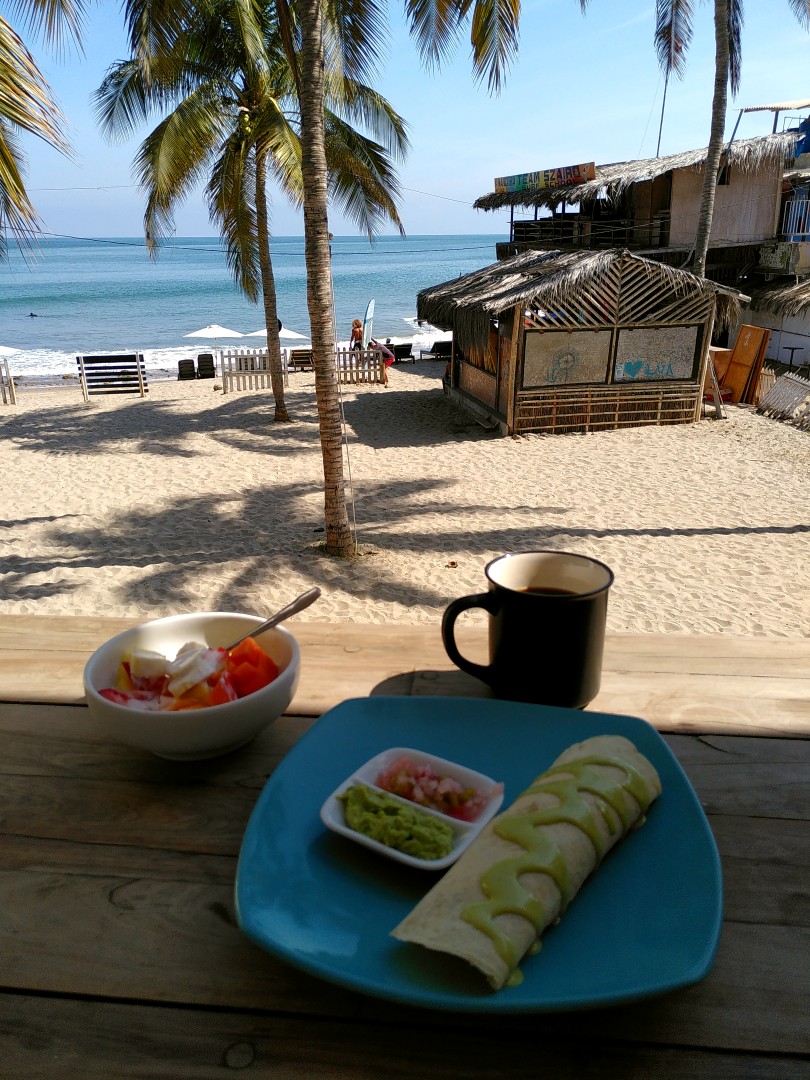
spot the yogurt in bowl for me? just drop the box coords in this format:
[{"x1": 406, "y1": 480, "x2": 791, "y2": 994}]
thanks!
[{"x1": 83, "y1": 612, "x2": 300, "y2": 760}]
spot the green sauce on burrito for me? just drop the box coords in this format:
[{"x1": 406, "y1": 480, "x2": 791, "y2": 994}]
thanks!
[
  {"x1": 340, "y1": 784, "x2": 454, "y2": 860},
  {"x1": 461, "y1": 755, "x2": 655, "y2": 982}
]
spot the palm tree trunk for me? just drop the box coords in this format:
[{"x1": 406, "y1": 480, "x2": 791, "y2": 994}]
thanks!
[
  {"x1": 692, "y1": 0, "x2": 730, "y2": 278},
  {"x1": 255, "y1": 150, "x2": 290, "y2": 422},
  {"x1": 297, "y1": 0, "x2": 354, "y2": 556}
]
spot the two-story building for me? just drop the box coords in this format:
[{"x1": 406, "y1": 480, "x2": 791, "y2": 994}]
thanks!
[{"x1": 473, "y1": 101, "x2": 810, "y2": 367}]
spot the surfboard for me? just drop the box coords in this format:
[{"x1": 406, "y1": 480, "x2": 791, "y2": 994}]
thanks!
[{"x1": 362, "y1": 299, "x2": 375, "y2": 348}]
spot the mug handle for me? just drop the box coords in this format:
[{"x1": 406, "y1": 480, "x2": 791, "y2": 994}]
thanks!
[{"x1": 441, "y1": 592, "x2": 495, "y2": 684}]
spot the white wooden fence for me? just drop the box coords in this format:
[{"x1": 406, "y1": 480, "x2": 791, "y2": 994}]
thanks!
[
  {"x1": 221, "y1": 348, "x2": 288, "y2": 392},
  {"x1": 334, "y1": 347, "x2": 387, "y2": 385}
]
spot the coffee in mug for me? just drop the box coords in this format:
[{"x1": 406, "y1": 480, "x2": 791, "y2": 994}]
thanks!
[{"x1": 441, "y1": 551, "x2": 614, "y2": 708}]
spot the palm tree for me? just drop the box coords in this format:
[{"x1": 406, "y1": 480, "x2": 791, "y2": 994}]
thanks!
[
  {"x1": 0, "y1": 2, "x2": 82, "y2": 257},
  {"x1": 102, "y1": 0, "x2": 407, "y2": 423},
  {"x1": 651, "y1": 0, "x2": 810, "y2": 277},
  {"x1": 293, "y1": 0, "x2": 524, "y2": 553}
]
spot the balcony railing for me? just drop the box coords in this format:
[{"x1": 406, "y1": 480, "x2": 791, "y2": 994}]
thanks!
[
  {"x1": 781, "y1": 198, "x2": 810, "y2": 241},
  {"x1": 508, "y1": 212, "x2": 671, "y2": 252}
]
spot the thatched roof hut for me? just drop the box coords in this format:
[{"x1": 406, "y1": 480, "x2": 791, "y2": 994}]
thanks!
[
  {"x1": 419, "y1": 248, "x2": 748, "y2": 436},
  {"x1": 473, "y1": 133, "x2": 798, "y2": 213},
  {"x1": 417, "y1": 248, "x2": 744, "y2": 358},
  {"x1": 746, "y1": 277, "x2": 810, "y2": 318}
]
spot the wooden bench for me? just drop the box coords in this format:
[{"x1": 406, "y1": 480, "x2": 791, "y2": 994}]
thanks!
[
  {"x1": 76, "y1": 354, "x2": 148, "y2": 401},
  {"x1": 335, "y1": 347, "x2": 387, "y2": 385},
  {"x1": 221, "y1": 348, "x2": 287, "y2": 392}
]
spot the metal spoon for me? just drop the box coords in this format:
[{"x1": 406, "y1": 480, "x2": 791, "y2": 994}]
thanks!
[{"x1": 225, "y1": 587, "x2": 321, "y2": 650}]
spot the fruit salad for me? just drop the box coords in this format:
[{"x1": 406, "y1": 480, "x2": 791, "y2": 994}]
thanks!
[
  {"x1": 99, "y1": 636, "x2": 279, "y2": 711},
  {"x1": 375, "y1": 755, "x2": 499, "y2": 822}
]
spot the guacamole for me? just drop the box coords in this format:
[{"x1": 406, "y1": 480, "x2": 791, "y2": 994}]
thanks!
[{"x1": 340, "y1": 784, "x2": 455, "y2": 860}]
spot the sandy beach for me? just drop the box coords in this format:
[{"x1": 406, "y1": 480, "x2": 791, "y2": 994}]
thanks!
[{"x1": 2, "y1": 362, "x2": 809, "y2": 637}]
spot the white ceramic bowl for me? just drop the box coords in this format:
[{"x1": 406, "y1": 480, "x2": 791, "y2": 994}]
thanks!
[{"x1": 83, "y1": 612, "x2": 300, "y2": 760}]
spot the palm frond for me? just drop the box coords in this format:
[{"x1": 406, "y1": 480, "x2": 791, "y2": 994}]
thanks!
[
  {"x1": 0, "y1": 17, "x2": 68, "y2": 149},
  {"x1": 323, "y1": 73, "x2": 409, "y2": 159},
  {"x1": 208, "y1": 134, "x2": 261, "y2": 299},
  {"x1": 654, "y1": 0, "x2": 694, "y2": 79},
  {"x1": 137, "y1": 84, "x2": 231, "y2": 251},
  {"x1": 252, "y1": 97, "x2": 304, "y2": 205},
  {"x1": 322, "y1": 0, "x2": 389, "y2": 86},
  {"x1": 786, "y1": 0, "x2": 810, "y2": 27},
  {"x1": 468, "y1": 0, "x2": 521, "y2": 93},
  {"x1": 13, "y1": 0, "x2": 86, "y2": 53},
  {"x1": 324, "y1": 112, "x2": 404, "y2": 238},
  {"x1": 0, "y1": 117, "x2": 42, "y2": 250},
  {"x1": 728, "y1": 0, "x2": 744, "y2": 95},
  {"x1": 404, "y1": 0, "x2": 465, "y2": 72}
]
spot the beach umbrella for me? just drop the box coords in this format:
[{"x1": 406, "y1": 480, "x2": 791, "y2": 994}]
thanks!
[
  {"x1": 0, "y1": 345, "x2": 19, "y2": 356},
  {"x1": 246, "y1": 325, "x2": 308, "y2": 340},
  {"x1": 184, "y1": 324, "x2": 244, "y2": 348}
]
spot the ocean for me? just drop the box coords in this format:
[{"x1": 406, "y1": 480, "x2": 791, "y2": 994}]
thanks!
[{"x1": 0, "y1": 234, "x2": 506, "y2": 382}]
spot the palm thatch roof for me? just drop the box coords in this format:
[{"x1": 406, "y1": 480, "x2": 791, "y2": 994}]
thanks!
[
  {"x1": 417, "y1": 249, "x2": 745, "y2": 354},
  {"x1": 474, "y1": 133, "x2": 798, "y2": 212},
  {"x1": 747, "y1": 277, "x2": 810, "y2": 317}
]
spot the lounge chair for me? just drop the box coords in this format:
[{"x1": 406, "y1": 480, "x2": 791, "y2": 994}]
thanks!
[
  {"x1": 393, "y1": 343, "x2": 415, "y2": 364},
  {"x1": 196, "y1": 353, "x2": 217, "y2": 379},
  {"x1": 76, "y1": 353, "x2": 148, "y2": 402},
  {"x1": 419, "y1": 340, "x2": 452, "y2": 360},
  {"x1": 288, "y1": 348, "x2": 314, "y2": 372},
  {"x1": 177, "y1": 358, "x2": 197, "y2": 380}
]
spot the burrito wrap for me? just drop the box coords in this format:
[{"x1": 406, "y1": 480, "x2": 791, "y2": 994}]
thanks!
[{"x1": 391, "y1": 734, "x2": 662, "y2": 989}]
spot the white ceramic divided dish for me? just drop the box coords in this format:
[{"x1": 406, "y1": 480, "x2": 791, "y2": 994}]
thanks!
[
  {"x1": 320, "y1": 746, "x2": 504, "y2": 871},
  {"x1": 83, "y1": 612, "x2": 300, "y2": 760}
]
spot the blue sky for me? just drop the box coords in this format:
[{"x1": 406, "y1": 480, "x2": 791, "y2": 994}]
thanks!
[{"x1": 14, "y1": 1, "x2": 810, "y2": 239}]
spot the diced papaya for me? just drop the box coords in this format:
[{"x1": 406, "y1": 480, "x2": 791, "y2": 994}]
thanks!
[
  {"x1": 228, "y1": 637, "x2": 270, "y2": 667},
  {"x1": 209, "y1": 671, "x2": 239, "y2": 706},
  {"x1": 229, "y1": 655, "x2": 278, "y2": 698}
]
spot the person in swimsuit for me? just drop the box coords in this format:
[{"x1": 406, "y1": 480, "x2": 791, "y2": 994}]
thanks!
[{"x1": 350, "y1": 319, "x2": 363, "y2": 350}]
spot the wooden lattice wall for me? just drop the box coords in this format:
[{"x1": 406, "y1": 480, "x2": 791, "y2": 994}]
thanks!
[
  {"x1": 513, "y1": 256, "x2": 712, "y2": 434},
  {"x1": 515, "y1": 383, "x2": 701, "y2": 435}
]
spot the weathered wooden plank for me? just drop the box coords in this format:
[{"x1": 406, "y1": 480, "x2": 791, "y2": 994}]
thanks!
[
  {"x1": 1, "y1": 705, "x2": 808, "y2": 824},
  {"x1": 359, "y1": 922, "x2": 810, "y2": 1056},
  {"x1": 2, "y1": 995, "x2": 805, "y2": 1080},
  {"x1": 0, "y1": 844, "x2": 355, "y2": 1018},
  {"x1": 1, "y1": 813, "x2": 807, "y2": 1053},
  {"x1": 1, "y1": 848, "x2": 807, "y2": 1055},
  {"x1": 0, "y1": 617, "x2": 806, "y2": 736}
]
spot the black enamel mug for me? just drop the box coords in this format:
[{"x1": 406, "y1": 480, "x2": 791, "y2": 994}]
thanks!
[{"x1": 441, "y1": 551, "x2": 614, "y2": 708}]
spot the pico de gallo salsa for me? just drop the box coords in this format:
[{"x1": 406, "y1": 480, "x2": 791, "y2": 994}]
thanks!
[
  {"x1": 374, "y1": 755, "x2": 497, "y2": 822},
  {"x1": 99, "y1": 636, "x2": 280, "y2": 711}
]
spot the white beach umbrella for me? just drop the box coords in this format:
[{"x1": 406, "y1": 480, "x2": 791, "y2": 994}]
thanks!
[
  {"x1": 246, "y1": 325, "x2": 308, "y2": 340},
  {"x1": 184, "y1": 324, "x2": 244, "y2": 348},
  {"x1": 0, "y1": 345, "x2": 19, "y2": 356}
]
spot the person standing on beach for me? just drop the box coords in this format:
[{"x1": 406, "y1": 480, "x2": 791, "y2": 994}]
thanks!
[{"x1": 350, "y1": 319, "x2": 363, "y2": 350}]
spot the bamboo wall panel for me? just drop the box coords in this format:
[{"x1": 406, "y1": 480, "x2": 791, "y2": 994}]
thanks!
[
  {"x1": 614, "y1": 325, "x2": 699, "y2": 381},
  {"x1": 669, "y1": 163, "x2": 782, "y2": 247},
  {"x1": 523, "y1": 330, "x2": 611, "y2": 386},
  {"x1": 514, "y1": 383, "x2": 701, "y2": 434},
  {"x1": 459, "y1": 362, "x2": 497, "y2": 405}
]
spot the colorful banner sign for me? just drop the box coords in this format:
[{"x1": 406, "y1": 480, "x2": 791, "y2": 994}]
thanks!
[{"x1": 494, "y1": 162, "x2": 596, "y2": 194}]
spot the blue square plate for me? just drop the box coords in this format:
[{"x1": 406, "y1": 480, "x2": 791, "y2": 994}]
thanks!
[{"x1": 235, "y1": 697, "x2": 722, "y2": 1013}]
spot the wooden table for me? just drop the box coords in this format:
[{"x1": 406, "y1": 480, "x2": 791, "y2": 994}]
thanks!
[{"x1": 1, "y1": 615, "x2": 808, "y2": 1077}]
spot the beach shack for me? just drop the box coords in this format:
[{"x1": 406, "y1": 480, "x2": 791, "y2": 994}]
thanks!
[{"x1": 417, "y1": 248, "x2": 745, "y2": 436}]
